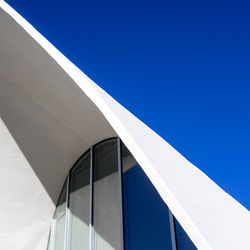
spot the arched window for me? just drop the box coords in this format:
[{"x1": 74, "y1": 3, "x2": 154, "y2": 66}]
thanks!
[{"x1": 48, "y1": 138, "x2": 196, "y2": 250}]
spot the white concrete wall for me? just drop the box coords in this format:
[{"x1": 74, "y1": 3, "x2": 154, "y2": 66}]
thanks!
[{"x1": 0, "y1": 118, "x2": 54, "y2": 250}]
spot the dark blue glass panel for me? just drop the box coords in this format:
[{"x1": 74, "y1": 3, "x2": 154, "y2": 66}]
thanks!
[
  {"x1": 174, "y1": 218, "x2": 197, "y2": 250},
  {"x1": 123, "y1": 165, "x2": 172, "y2": 250}
]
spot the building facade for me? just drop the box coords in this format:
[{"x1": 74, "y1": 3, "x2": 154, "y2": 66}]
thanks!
[{"x1": 0, "y1": 1, "x2": 249, "y2": 250}]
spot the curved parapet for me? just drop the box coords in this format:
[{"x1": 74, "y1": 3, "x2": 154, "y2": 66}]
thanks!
[{"x1": 0, "y1": 1, "x2": 249, "y2": 249}]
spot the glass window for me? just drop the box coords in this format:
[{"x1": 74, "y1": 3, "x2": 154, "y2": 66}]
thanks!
[
  {"x1": 49, "y1": 180, "x2": 67, "y2": 250},
  {"x1": 121, "y1": 142, "x2": 172, "y2": 250},
  {"x1": 174, "y1": 218, "x2": 197, "y2": 250},
  {"x1": 69, "y1": 151, "x2": 90, "y2": 250},
  {"x1": 48, "y1": 138, "x2": 197, "y2": 250},
  {"x1": 93, "y1": 139, "x2": 121, "y2": 250}
]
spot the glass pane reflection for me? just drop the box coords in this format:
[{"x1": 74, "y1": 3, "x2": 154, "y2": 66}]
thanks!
[
  {"x1": 69, "y1": 152, "x2": 90, "y2": 250},
  {"x1": 50, "y1": 180, "x2": 67, "y2": 250},
  {"x1": 93, "y1": 139, "x2": 121, "y2": 250},
  {"x1": 122, "y1": 142, "x2": 172, "y2": 250},
  {"x1": 174, "y1": 218, "x2": 197, "y2": 250}
]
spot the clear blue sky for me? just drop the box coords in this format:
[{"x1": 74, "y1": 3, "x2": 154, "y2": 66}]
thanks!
[{"x1": 6, "y1": 0, "x2": 250, "y2": 209}]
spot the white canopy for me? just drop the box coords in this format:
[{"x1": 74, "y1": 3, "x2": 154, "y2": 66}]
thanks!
[{"x1": 0, "y1": 1, "x2": 249, "y2": 249}]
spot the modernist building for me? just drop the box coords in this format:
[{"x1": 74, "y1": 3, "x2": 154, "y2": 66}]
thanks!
[{"x1": 0, "y1": 1, "x2": 249, "y2": 250}]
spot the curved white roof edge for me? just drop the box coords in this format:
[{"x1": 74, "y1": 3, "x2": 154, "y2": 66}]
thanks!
[{"x1": 0, "y1": 1, "x2": 249, "y2": 249}]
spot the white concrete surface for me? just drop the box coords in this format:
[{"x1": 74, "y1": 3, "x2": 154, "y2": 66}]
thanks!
[
  {"x1": 0, "y1": 1, "x2": 249, "y2": 249},
  {"x1": 0, "y1": 118, "x2": 54, "y2": 250}
]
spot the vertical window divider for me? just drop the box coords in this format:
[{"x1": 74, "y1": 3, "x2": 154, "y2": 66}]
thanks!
[
  {"x1": 64, "y1": 173, "x2": 70, "y2": 250},
  {"x1": 169, "y1": 210, "x2": 177, "y2": 250},
  {"x1": 117, "y1": 137, "x2": 125, "y2": 250},
  {"x1": 48, "y1": 219, "x2": 55, "y2": 250},
  {"x1": 89, "y1": 146, "x2": 94, "y2": 250}
]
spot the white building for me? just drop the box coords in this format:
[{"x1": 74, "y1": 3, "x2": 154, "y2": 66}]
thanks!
[{"x1": 0, "y1": 1, "x2": 249, "y2": 250}]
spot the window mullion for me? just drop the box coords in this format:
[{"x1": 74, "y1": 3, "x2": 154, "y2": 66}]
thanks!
[
  {"x1": 169, "y1": 210, "x2": 177, "y2": 250},
  {"x1": 64, "y1": 173, "x2": 70, "y2": 250},
  {"x1": 117, "y1": 137, "x2": 125, "y2": 250},
  {"x1": 89, "y1": 146, "x2": 94, "y2": 250}
]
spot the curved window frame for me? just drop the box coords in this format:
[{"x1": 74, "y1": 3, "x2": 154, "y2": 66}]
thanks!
[{"x1": 48, "y1": 137, "x2": 196, "y2": 250}]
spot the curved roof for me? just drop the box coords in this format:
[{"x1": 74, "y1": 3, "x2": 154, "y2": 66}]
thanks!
[{"x1": 0, "y1": 1, "x2": 249, "y2": 249}]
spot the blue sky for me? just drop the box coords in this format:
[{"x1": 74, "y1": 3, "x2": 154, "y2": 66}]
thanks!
[{"x1": 6, "y1": 0, "x2": 250, "y2": 209}]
